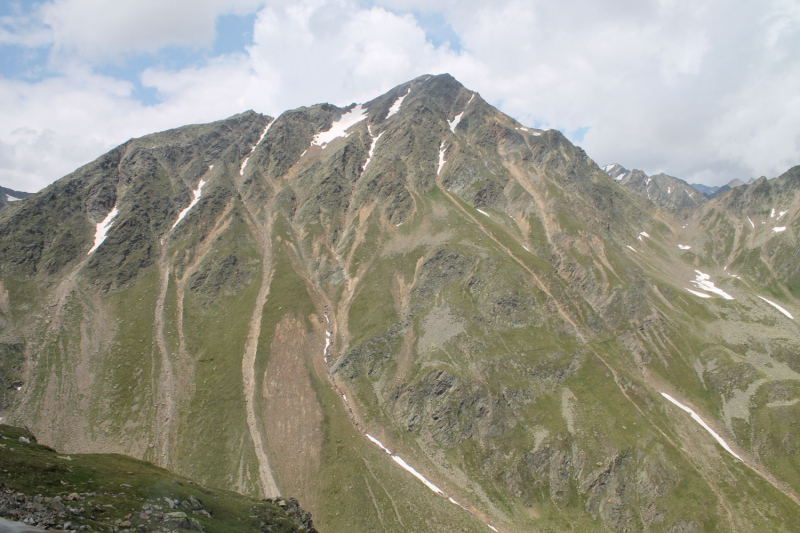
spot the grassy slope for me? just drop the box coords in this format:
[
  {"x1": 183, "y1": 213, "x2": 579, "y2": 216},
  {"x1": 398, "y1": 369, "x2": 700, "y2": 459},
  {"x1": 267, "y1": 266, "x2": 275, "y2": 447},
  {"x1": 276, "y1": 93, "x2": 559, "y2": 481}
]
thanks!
[{"x1": 0, "y1": 425, "x2": 308, "y2": 533}]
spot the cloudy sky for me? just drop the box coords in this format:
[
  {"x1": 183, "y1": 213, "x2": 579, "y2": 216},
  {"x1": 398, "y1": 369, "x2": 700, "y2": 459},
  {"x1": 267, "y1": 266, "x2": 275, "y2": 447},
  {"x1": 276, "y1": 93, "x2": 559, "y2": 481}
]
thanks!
[{"x1": 1, "y1": 0, "x2": 798, "y2": 192}]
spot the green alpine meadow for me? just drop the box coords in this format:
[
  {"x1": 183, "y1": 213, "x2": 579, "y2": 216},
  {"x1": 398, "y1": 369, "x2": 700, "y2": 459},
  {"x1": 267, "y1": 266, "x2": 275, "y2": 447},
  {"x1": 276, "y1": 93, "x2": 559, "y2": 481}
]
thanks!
[{"x1": 1, "y1": 74, "x2": 799, "y2": 532}]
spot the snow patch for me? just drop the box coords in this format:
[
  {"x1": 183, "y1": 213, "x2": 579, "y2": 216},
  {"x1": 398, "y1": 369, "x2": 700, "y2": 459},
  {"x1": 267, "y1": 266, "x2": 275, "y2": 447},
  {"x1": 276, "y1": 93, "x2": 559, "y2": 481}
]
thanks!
[
  {"x1": 772, "y1": 226, "x2": 786, "y2": 233},
  {"x1": 626, "y1": 245, "x2": 637, "y2": 252},
  {"x1": 391, "y1": 455, "x2": 444, "y2": 495},
  {"x1": 362, "y1": 131, "x2": 384, "y2": 173},
  {"x1": 437, "y1": 143, "x2": 447, "y2": 175},
  {"x1": 365, "y1": 433, "x2": 444, "y2": 496},
  {"x1": 449, "y1": 112, "x2": 464, "y2": 133},
  {"x1": 519, "y1": 127, "x2": 528, "y2": 131},
  {"x1": 685, "y1": 288, "x2": 711, "y2": 298},
  {"x1": 171, "y1": 180, "x2": 207, "y2": 230},
  {"x1": 386, "y1": 88, "x2": 409, "y2": 118},
  {"x1": 312, "y1": 105, "x2": 367, "y2": 148},
  {"x1": 448, "y1": 95, "x2": 473, "y2": 133},
  {"x1": 209, "y1": 165, "x2": 214, "y2": 170},
  {"x1": 488, "y1": 526, "x2": 499, "y2": 532},
  {"x1": 776, "y1": 210, "x2": 788, "y2": 221},
  {"x1": 477, "y1": 209, "x2": 489, "y2": 216},
  {"x1": 240, "y1": 119, "x2": 275, "y2": 175},
  {"x1": 300, "y1": 150, "x2": 307, "y2": 158},
  {"x1": 6, "y1": 195, "x2": 19, "y2": 201},
  {"x1": 667, "y1": 187, "x2": 671, "y2": 194},
  {"x1": 660, "y1": 392, "x2": 742, "y2": 461},
  {"x1": 678, "y1": 245, "x2": 691, "y2": 250},
  {"x1": 690, "y1": 270, "x2": 734, "y2": 300},
  {"x1": 640, "y1": 231, "x2": 650, "y2": 238},
  {"x1": 366, "y1": 434, "x2": 392, "y2": 455},
  {"x1": 758, "y1": 296, "x2": 794, "y2": 319},
  {"x1": 747, "y1": 216, "x2": 755, "y2": 228},
  {"x1": 771, "y1": 208, "x2": 775, "y2": 218},
  {"x1": 88, "y1": 206, "x2": 119, "y2": 254}
]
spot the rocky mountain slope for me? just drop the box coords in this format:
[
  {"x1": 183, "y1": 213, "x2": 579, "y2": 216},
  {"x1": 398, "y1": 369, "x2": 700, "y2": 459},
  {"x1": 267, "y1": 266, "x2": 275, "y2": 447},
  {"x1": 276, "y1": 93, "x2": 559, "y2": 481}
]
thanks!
[
  {"x1": 1, "y1": 74, "x2": 799, "y2": 533},
  {"x1": 602, "y1": 166, "x2": 708, "y2": 209}
]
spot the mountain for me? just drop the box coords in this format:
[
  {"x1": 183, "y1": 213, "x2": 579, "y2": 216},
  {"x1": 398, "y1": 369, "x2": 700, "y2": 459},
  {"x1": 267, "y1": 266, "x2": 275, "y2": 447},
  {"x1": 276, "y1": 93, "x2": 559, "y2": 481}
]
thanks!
[
  {"x1": 601, "y1": 163, "x2": 629, "y2": 181},
  {"x1": 689, "y1": 182, "x2": 719, "y2": 196},
  {"x1": 707, "y1": 177, "x2": 750, "y2": 199},
  {"x1": 0, "y1": 186, "x2": 32, "y2": 209},
  {"x1": 602, "y1": 166, "x2": 708, "y2": 208},
  {"x1": 1, "y1": 74, "x2": 800, "y2": 533}
]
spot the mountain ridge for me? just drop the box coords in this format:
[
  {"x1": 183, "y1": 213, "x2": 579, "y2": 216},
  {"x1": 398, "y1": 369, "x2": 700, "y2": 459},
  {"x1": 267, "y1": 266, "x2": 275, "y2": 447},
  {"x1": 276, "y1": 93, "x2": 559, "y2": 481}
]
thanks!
[{"x1": 1, "y1": 74, "x2": 799, "y2": 533}]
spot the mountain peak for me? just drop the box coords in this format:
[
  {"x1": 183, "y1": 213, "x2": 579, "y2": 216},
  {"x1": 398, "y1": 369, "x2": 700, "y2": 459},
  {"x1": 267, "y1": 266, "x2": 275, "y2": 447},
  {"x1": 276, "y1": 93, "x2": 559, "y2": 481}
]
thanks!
[{"x1": 2, "y1": 75, "x2": 799, "y2": 533}]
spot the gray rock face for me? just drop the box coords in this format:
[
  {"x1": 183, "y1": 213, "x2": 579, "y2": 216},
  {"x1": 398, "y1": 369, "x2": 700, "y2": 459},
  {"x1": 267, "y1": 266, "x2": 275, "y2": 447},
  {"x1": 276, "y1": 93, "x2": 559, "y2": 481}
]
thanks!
[
  {"x1": 617, "y1": 169, "x2": 708, "y2": 208},
  {"x1": 162, "y1": 511, "x2": 203, "y2": 531}
]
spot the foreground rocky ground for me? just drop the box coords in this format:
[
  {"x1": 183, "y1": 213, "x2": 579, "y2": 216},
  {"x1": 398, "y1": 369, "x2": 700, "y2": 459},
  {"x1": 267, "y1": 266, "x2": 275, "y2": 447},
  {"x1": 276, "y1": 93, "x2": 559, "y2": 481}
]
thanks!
[{"x1": 0, "y1": 425, "x2": 315, "y2": 533}]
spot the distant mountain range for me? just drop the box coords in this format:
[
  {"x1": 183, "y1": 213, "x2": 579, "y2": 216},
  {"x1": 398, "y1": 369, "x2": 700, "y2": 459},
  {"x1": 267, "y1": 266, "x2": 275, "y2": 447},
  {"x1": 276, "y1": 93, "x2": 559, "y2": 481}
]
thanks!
[
  {"x1": 1, "y1": 74, "x2": 799, "y2": 533},
  {"x1": 0, "y1": 186, "x2": 32, "y2": 208},
  {"x1": 602, "y1": 164, "x2": 761, "y2": 201}
]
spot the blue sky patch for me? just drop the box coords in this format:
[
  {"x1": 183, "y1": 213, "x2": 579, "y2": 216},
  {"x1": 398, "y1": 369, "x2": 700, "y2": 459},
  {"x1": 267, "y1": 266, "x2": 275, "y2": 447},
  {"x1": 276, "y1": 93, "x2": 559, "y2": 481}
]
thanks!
[
  {"x1": 213, "y1": 12, "x2": 257, "y2": 56},
  {"x1": 413, "y1": 11, "x2": 463, "y2": 52},
  {"x1": 568, "y1": 126, "x2": 590, "y2": 143}
]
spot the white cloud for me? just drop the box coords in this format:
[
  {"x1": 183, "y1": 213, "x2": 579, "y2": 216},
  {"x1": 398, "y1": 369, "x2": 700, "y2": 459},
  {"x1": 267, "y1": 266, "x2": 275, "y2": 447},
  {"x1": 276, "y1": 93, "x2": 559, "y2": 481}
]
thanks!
[
  {"x1": 40, "y1": 0, "x2": 266, "y2": 61},
  {"x1": 1, "y1": 0, "x2": 799, "y2": 192}
]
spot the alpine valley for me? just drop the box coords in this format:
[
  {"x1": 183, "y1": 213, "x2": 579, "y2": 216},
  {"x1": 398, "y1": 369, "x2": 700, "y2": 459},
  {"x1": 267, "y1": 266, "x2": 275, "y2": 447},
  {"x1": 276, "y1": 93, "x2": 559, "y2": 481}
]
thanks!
[{"x1": 1, "y1": 74, "x2": 799, "y2": 533}]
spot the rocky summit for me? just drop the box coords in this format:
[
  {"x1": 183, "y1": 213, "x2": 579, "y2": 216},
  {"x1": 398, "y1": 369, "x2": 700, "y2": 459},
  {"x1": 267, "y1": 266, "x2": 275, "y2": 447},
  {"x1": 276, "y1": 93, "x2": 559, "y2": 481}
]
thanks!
[{"x1": 1, "y1": 74, "x2": 799, "y2": 532}]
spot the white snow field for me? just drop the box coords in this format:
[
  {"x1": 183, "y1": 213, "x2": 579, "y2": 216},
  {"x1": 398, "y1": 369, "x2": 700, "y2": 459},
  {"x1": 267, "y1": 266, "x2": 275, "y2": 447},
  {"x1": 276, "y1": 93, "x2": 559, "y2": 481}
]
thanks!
[
  {"x1": 758, "y1": 296, "x2": 794, "y2": 319},
  {"x1": 691, "y1": 270, "x2": 734, "y2": 299},
  {"x1": 362, "y1": 129, "x2": 384, "y2": 173},
  {"x1": 772, "y1": 226, "x2": 786, "y2": 233},
  {"x1": 386, "y1": 88, "x2": 409, "y2": 118},
  {"x1": 747, "y1": 216, "x2": 755, "y2": 228},
  {"x1": 626, "y1": 245, "x2": 637, "y2": 252},
  {"x1": 448, "y1": 94, "x2": 474, "y2": 132},
  {"x1": 171, "y1": 180, "x2": 207, "y2": 230},
  {"x1": 88, "y1": 205, "x2": 119, "y2": 254},
  {"x1": 678, "y1": 245, "x2": 691, "y2": 250},
  {"x1": 240, "y1": 119, "x2": 274, "y2": 175},
  {"x1": 6, "y1": 195, "x2": 19, "y2": 201},
  {"x1": 438, "y1": 143, "x2": 447, "y2": 175},
  {"x1": 660, "y1": 392, "x2": 742, "y2": 461},
  {"x1": 685, "y1": 288, "x2": 711, "y2": 298},
  {"x1": 477, "y1": 209, "x2": 489, "y2": 216},
  {"x1": 312, "y1": 104, "x2": 367, "y2": 148}
]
